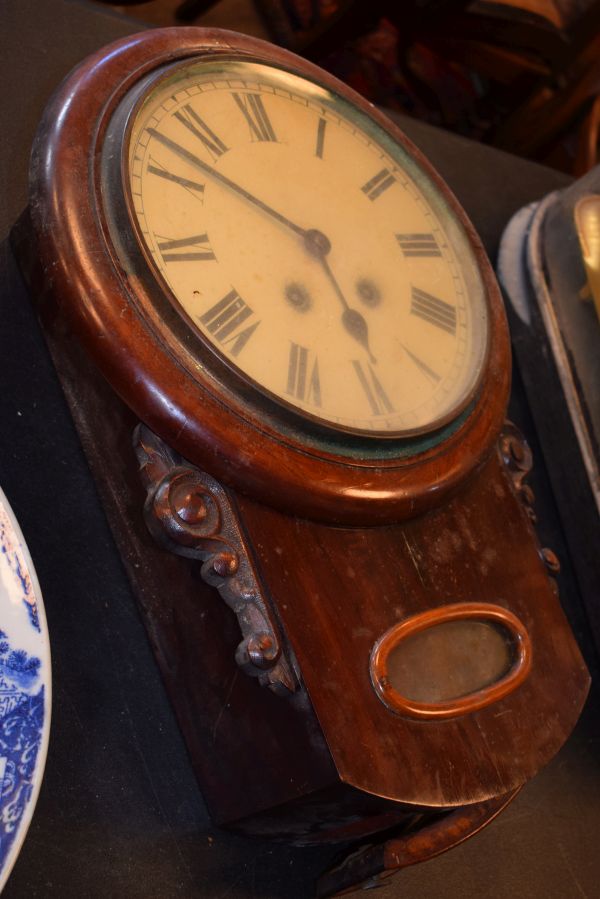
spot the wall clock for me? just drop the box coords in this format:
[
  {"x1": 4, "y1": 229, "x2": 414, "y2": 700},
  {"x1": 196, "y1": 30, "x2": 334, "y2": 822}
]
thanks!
[{"x1": 14, "y1": 27, "x2": 589, "y2": 895}]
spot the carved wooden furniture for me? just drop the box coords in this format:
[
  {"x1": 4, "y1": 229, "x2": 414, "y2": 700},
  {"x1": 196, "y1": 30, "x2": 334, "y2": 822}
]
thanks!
[{"x1": 13, "y1": 26, "x2": 589, "y2": 894}]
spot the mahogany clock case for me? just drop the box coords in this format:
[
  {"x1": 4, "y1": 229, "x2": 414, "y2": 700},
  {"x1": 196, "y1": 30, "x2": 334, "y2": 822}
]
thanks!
[
  {"x1": 4, "y1": 4, "x2": 590, "y2": 896},
  {"x1": 16, "y1": 19, "x2": 591, "y2": 849}
]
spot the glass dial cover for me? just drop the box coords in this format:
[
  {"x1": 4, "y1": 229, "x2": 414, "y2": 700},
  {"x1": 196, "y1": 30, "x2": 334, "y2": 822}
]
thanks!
[{"x1": 125, "y1": 58, "x2": 489, "y2": 437}]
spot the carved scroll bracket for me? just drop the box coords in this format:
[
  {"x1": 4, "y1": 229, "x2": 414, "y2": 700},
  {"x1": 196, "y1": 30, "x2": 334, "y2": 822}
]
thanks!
[
  {"x1": 499, "y1": 421, "x2": 536, "y2": 521},
  {"x1": 134, "y1": 424, "x2": 298, "y2": 696},
  {"x1": 498, "y1": 421, "x2": 560, "y2": 577}
]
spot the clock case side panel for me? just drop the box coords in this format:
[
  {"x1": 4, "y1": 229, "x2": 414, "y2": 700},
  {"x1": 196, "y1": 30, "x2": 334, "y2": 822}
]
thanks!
[
  {"x1": 24, "y1": 26, "x2": 511, "y2": 527},
  {"x1": 18, "y1": 280, "x2": 466, "y2": 842},
  {"x1": 21, "y1": 302, "x2": 348, "y2": 832}
]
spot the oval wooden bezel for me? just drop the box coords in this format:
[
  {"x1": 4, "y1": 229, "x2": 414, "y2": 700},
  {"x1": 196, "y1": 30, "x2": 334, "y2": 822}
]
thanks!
[
  {"x1": 28, "y1": 27, "x2": 511, "y2": 525},
  {"x1": 369, "y1": 602, "x2": 532, "y2": 720}
]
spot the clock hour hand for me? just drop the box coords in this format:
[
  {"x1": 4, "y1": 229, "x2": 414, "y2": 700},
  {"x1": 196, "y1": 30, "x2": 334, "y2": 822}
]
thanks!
[
  {"x1": 147, "y1": 128, "x2": 306, "y2": 238},
  {"x1": 304, "y1": 229, "x2": 376, "y2": 364},
  {"x1": 150, "y1": 130, "x2": 376, "y2": 361},
  {"x1": 323, "y1": 258, "x2": 377, "y2": 364}
]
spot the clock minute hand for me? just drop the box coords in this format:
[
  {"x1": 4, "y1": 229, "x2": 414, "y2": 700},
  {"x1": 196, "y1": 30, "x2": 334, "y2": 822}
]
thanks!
[
  {"x1": 147, "y1": 128, "x2": 306, "y2": 238},
  {"x1": 149, "y1": 130, "x2": 376, "y2": 362}
]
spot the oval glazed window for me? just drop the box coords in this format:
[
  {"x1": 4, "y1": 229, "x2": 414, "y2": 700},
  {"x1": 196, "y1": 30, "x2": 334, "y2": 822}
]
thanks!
[{"x1": 370, "y1": 602, "x2": 532, "y2": 719}]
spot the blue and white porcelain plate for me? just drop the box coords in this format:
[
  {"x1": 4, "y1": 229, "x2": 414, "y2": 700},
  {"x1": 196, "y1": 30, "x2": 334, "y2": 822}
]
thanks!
[{"x1": 0, "y1": 487, "x2": 51, "y2": 892}]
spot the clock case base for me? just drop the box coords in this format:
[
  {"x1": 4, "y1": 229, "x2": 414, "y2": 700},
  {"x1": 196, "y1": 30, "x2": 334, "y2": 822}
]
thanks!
[{"x1": 14, "y1": 208, "x2": 589, "y2": 833}]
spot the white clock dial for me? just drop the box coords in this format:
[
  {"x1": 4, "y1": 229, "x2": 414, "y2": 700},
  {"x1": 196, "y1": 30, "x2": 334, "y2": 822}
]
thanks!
[{"x1": 126, "y1": 58, "x2": 489, "y2": 436}]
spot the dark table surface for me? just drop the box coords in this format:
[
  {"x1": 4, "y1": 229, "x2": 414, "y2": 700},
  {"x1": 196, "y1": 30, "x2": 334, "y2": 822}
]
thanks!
[{"x1": 1, "y1": 1, "x2": 599, "y2": 897}]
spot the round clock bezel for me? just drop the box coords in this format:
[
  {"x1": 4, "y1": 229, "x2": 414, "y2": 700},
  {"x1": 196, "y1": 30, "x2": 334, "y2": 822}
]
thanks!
[
  {"x1": 114, "y1": 54, "x2": 489, "y2": 442},
  {"x1": 28, "y1": 27, "x2": 511, "y2": 525}
]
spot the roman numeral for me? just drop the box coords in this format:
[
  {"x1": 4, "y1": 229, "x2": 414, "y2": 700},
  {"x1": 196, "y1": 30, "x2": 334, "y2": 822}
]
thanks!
[
  {"x1": 286, "y1": 343, "x2": 322, "y2": 406},
  {"x1": 361, "y1": 168, "x2": 396, "y2": 201},
  {"x1": 396, "y1": 233, "x2": 441, "y2": 257},
  {"x1": 200, "y1": 289, "x2": 260, "y2": 357},
  {"x1": 315, "y1": 117, "x2": 327, "y2": 159},
  {"x1": 173, "y1": 104, "x2": 229, "y2": 160},
  {"x1": 411, "y1": 287, "x2": 457, "y2": 335},
  {"x1": 232, "y1": 93, "x2": 277, "y2": 142},
  {"x1": 157, "y1": 233, "x2": 215, "y2": 263},
  {"x1": 147, "y1": 160, "x2": 205, "y2": 198},
  {"x1": 352, "y1": 360, "x2": 394, "y2": 416}
]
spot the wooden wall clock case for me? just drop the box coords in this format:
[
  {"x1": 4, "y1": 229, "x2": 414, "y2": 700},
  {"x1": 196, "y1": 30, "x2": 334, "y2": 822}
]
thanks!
[{"x1": 13, "y1": 27, "x2": 590, "y2": 895}]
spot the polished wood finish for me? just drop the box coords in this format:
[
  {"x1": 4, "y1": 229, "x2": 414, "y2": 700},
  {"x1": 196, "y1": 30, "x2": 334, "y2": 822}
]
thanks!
[
  {"x1": 317, "y1": 788, "x2": 520, "y2": 897},
  {"x1": 26, "y1": 27, "x2": 510, "y2": 526}
]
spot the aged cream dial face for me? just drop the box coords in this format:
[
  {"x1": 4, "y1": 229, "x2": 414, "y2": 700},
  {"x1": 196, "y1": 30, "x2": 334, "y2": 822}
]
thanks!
[{"x1": 126, "y1": 58, "x2": 488, "y2": 436}]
